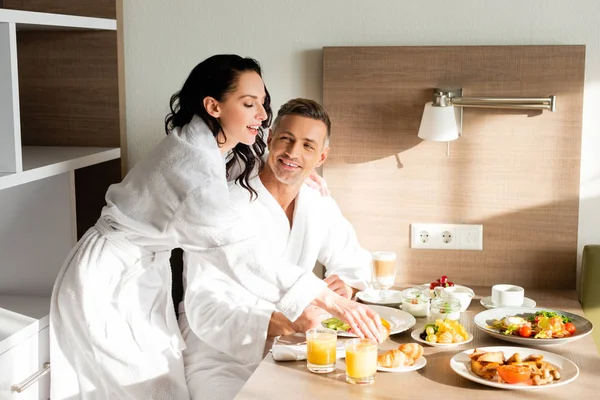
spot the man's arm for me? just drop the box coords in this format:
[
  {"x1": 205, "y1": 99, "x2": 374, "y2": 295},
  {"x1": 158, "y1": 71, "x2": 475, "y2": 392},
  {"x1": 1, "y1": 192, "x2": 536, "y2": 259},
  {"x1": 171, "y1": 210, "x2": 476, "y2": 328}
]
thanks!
[
  {"x1": 317, "y1": 198, "x2": 372, "y2": 291},
  {"x1": 267, "y1": 305, "x2": 330, "y2": 337}
]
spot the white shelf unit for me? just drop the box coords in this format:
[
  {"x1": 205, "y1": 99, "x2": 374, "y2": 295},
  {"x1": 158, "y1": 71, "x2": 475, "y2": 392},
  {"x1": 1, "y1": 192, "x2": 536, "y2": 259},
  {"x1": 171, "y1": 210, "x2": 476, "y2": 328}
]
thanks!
[
  {"x1": 0, "y1": 146, "x2": 120, "y2": 190},
  {"x1": 0, "y1": 3, "x2": 123, "y2": 396},
  {"x1": 0, "y1": 8, "x2": 116, "y2": 30}
]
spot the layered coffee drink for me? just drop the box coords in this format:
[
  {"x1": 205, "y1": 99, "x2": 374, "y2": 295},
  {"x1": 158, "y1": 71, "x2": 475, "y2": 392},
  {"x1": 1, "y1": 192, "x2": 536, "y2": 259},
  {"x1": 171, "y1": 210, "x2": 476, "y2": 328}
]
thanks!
[{"x1": 371, "y1": 251, "x2": 397, "y2": 291}]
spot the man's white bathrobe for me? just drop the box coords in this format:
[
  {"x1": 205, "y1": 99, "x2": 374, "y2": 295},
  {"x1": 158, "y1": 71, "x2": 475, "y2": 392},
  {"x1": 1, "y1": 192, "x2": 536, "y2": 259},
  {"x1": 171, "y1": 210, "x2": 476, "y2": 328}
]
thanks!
[
  {"x1": 179, "y1": 176, "x2": 371, "y2": 400},
  {"x1": 49, "y1": 117, "x2": 326, "y2": 400}
]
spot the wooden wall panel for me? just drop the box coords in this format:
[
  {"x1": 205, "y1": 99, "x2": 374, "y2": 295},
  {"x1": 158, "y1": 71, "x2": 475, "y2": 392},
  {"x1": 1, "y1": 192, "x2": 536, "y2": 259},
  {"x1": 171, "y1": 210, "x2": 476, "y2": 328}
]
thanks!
[
  {"x1": 2, "y1": 0, "x2": 115, "y2": 19},
  {"x1": 17, "y1": 30, "x2": 120, "y2": 147},
  {"x1": 323, "y1": 46, "x2": 584, "y2": 289},
  {"x1": 74, "y1": 158, "x2": 121, "y2": 239}
]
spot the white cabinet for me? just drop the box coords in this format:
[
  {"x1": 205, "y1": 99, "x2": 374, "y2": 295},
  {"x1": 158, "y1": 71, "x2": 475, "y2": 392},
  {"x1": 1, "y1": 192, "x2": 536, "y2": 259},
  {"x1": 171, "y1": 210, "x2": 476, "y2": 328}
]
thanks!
[
  {"x1": 0, "y1": 296, "x2": 50, "y2": 400},
  {"x1": 0, "y1": 2, "x2": 124, "y2": 398}
]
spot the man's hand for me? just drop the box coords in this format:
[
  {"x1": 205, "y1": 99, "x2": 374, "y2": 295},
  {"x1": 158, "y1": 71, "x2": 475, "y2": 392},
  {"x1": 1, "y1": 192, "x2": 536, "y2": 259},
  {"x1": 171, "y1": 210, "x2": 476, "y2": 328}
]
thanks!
[
  {"x1": 324, "y1": 274, "x2": 352, "y2": 299},
  {"x1": 291, "y1": 305, "x2": 329, "y2": 333}
]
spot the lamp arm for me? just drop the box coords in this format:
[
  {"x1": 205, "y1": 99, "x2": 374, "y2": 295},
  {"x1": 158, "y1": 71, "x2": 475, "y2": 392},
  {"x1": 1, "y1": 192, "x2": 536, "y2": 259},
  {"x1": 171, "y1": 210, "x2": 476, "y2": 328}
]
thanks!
[{"x1": 451, "y1": 95, "x2": 556, "y2": 112}]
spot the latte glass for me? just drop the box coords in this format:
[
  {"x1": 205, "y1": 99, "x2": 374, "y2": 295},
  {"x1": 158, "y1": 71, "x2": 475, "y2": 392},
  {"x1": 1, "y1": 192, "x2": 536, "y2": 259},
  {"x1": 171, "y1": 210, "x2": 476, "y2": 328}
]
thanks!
[{"x1": 371, "y1": 251, "x2": 397, "y2": 298}]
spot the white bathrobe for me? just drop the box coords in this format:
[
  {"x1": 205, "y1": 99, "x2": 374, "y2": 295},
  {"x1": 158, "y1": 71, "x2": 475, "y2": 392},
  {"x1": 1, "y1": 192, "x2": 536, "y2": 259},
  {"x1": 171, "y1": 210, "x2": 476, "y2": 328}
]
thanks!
[
  {"x1": 180, "y1": 176, "x2": 371, "y2": 400},
  {"x1": 49, "y1": 117, "x2": 326, "y2": 400}
]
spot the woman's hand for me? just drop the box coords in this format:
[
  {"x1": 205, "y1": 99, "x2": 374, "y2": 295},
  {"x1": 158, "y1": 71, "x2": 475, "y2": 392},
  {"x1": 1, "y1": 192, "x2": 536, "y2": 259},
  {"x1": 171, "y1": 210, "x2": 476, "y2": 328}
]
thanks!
[
  {"x1": 304, "y1": 170, "x2": 330, "y2": 197},
  {"x1": 313, "y1": 288, "x2": 383, "y2": 342}
]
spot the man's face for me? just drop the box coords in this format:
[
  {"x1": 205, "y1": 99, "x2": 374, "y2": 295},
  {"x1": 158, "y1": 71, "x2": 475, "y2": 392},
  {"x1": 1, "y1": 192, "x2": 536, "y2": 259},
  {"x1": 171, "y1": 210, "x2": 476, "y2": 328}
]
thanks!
[{"x1": 266, "y1": 114, "x2": 329, "y2": 186}]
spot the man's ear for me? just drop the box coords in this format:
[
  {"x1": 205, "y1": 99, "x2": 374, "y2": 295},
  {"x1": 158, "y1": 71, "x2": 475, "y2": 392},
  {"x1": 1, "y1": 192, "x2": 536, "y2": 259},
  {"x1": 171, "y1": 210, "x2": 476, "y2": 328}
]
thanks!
[
  {"x1": 266, "y1": 128, "x2": 273, "y2": 147},
  {"x1": 316, "y1": 146, "x2": 330, "y2": 168},
  {"x1": 203, "y1": 96, "x2": 221, "y2": 118}
]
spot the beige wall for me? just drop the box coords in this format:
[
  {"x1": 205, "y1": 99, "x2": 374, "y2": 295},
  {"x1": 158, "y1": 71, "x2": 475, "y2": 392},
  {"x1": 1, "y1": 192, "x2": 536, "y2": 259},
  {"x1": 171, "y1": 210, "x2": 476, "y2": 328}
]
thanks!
[{"x1": 122, "y1": 0, "x2": 600, "y2": 287}]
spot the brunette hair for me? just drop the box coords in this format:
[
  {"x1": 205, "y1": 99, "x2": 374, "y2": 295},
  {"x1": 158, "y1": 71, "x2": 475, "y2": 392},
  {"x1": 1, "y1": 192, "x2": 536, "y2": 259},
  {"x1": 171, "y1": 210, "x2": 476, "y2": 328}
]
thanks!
[{"x1": 165, "y1": 54, "x2": 273, "y2": 198}]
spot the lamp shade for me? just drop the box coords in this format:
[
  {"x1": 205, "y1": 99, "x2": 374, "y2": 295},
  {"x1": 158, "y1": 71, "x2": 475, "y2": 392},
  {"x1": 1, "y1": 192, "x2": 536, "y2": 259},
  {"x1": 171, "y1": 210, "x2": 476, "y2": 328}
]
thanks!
[{"x1": 417, "y1": 102, "x2": 460, "y2": 141}]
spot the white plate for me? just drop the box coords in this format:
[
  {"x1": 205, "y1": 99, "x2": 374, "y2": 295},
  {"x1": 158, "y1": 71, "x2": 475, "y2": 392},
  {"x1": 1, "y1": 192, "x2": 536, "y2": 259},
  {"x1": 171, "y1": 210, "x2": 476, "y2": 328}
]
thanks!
[
  {"x1": 473, "y1": 307, "x2": 593, "y2": 346},
  {"x1": 480, "y1": 296, "x2": 536, "y2": 309},
  {"x1": 377, "y1": 356, "x2": 426, "y2": 372},
  {"x1": 410, "y1": 327, "x2": 473, "y2": 348},
  {"x1": 356, "y1": 289, "x2": 403, "y2": 306},
  {"x1": 450, "y1": 345, "x2": 579, "y2": 390},
  {"x1": 330, "y1": 304, "x2": 416, "y2": 337}
]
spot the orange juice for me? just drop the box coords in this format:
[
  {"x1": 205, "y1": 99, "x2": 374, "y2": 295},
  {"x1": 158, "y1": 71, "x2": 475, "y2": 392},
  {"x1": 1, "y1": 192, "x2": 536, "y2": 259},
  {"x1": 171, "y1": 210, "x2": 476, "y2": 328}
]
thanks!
[
  {"x1": 306, "y1": 328, "x2": 337, "y2": 373},
  {"x1": 345, "y1": 339, "x2": 377, "y2": 384}
]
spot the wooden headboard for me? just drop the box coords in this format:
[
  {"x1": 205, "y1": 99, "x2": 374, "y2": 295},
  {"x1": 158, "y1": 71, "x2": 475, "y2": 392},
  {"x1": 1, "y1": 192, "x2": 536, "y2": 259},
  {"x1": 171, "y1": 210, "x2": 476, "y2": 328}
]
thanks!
[{"x1": 323, "y1": 45, "x2": 585, "y2": 289}]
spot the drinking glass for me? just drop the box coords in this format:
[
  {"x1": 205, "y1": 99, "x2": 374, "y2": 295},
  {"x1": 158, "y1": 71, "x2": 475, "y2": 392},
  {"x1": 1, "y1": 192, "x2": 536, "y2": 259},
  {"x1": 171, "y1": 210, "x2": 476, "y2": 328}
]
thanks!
[
  {"x1": 345, "y1": 338, "x2": 378, "y2": 384},
  {"x1": 306, "y1": 327, "x2": 337, "y2": 373},
  {"x1": 371, "y1": 251, "x2": 397, "y2": 298}
]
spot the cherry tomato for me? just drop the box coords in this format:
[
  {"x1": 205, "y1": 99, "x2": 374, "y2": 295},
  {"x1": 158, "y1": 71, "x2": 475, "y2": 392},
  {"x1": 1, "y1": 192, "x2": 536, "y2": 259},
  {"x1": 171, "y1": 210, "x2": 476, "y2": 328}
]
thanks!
[
  {"x1": 518, "y1": 325, "x2": 532, "y2": 338},
  {"x1": 565, "y1": 322, "x2": 576, "y2": 334},
  {"x1": 440, "y1": 275, "x2": 448, "y2": 284},
  {"x1": 497, "y1": 365, "x2": 531, "y2": 384},
  {"x1": 447, "y1": 281, "x2": 454, "y2": 287}
]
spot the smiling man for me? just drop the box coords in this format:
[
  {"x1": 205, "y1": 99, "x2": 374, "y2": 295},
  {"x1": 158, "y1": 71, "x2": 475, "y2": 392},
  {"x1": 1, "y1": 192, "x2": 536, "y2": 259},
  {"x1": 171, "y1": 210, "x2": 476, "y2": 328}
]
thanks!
[{"x1": 178, "y1": 99, "x2": 372, "y2": 400}]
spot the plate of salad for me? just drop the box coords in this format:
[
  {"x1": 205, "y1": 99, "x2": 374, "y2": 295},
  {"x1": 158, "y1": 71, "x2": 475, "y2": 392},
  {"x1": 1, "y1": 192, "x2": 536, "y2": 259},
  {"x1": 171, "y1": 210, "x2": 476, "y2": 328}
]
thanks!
[{"x1": 474, "y1": 307, "x2": 593, "y2": 346}]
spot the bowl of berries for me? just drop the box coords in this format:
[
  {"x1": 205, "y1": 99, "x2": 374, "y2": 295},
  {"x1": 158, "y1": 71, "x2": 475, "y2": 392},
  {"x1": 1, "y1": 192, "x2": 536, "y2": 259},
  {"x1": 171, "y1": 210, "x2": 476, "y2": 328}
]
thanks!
[{"x1": 427, "y1": 275, "x2": 474, "y2": 312}]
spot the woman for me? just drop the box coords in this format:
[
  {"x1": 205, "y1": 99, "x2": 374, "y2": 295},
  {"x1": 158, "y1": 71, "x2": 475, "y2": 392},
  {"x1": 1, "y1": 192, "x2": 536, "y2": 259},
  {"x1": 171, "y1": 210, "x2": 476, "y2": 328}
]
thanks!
[{"x1": 50, "y1": 54, "x2": 381, "y2": 400}]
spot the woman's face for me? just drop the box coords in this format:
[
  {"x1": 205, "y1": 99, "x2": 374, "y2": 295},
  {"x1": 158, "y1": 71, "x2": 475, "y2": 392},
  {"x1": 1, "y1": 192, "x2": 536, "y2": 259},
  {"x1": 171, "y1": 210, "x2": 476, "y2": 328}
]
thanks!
[{"x1": 211, "y1": 71, "x2": 268, "y2": 149}]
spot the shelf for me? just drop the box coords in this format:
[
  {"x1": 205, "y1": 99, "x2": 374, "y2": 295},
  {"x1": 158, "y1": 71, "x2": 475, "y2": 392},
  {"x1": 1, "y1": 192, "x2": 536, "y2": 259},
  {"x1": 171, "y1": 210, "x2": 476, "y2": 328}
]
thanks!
[
  {"x1": 0, "y1": 146, "x2": 120, "y2": 190},
  {"x1": 0, "y1": 295, "x2": 49, "y2": 355},
  {"x1": 0, "y1": 8, "x2": 116, "y2": 31}
]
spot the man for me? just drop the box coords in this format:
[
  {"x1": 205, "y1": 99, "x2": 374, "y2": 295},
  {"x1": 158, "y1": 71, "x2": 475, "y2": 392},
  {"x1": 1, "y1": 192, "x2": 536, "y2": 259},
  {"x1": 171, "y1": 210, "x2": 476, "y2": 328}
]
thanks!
[{"x1": 179, "y1": 98, "x2": 372, "y2": 399}]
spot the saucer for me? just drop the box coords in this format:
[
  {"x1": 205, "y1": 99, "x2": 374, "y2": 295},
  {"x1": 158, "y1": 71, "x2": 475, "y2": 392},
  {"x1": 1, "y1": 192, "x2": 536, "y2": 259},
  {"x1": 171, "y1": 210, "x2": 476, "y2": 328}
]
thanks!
[
  {"x1": 480, "y1": 296, "x2": 536, "y2": 309},
  {"x1": 356, "y1": 289, "x2": 403, "y2": 306}
]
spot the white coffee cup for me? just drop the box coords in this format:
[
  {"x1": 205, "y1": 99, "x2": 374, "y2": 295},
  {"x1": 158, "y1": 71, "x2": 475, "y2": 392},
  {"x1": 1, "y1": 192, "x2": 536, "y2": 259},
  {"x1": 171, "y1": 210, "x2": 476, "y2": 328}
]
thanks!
[{"x1": 491, "y1": 284, "x2": 524, "y2": 307}]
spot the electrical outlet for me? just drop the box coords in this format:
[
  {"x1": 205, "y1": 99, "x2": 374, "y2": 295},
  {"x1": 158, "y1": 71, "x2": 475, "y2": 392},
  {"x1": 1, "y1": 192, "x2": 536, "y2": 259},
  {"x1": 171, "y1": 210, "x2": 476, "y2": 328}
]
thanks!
[{"x1": 410, "y1": 223, "x2": 483, "y2": 250}]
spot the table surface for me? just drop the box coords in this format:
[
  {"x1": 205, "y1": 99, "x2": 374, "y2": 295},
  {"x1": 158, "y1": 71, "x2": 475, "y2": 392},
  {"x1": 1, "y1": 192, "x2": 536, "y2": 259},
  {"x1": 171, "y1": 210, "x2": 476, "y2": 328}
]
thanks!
[{"x1": 234, "y1": 286, "x2": 600, "y2": 399}]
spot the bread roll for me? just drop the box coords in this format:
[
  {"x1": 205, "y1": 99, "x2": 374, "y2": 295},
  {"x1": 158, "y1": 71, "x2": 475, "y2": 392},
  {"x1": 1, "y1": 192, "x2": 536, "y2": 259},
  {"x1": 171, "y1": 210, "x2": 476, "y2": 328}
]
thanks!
[
  {"x1": 377, "y1": 349, "x2": 413, "y2": 368},
  {"x1": 398, "y1": 343, "x2": 423, "y2": 360}
]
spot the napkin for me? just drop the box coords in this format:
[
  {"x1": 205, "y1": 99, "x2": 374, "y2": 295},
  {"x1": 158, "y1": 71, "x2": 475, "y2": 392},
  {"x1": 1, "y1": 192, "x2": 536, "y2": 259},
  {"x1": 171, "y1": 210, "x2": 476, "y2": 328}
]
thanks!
[{"x1": 271, "y1": 336, "x2": 346, "y2": 362}]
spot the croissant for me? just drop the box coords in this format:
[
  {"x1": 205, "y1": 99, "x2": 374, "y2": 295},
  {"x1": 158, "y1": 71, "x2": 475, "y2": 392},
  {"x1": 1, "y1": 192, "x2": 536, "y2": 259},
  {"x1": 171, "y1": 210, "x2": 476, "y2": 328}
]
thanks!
[
  {"x1": 397, "y1": 343, "x2": 424, "y2": 360},
  {"x1": 377, "y1": 349, "x2": 414, "y2": 368}
]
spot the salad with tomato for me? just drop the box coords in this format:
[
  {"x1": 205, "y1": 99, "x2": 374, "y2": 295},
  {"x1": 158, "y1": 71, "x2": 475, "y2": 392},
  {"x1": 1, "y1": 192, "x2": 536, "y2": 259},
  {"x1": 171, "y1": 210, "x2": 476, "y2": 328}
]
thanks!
[{"x1": 491, "y1": 311, "x2": 576, "y2": 339}]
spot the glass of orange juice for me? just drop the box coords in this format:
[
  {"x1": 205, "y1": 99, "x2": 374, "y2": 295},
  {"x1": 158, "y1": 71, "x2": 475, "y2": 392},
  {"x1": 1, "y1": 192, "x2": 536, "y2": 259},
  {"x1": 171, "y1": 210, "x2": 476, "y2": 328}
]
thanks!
[
  {"x1": 345, "y1": 338, "x2": 377, "y2": 384},
  {"x1": 306, "y1": 327, "x2": 337, "y2": 373}
]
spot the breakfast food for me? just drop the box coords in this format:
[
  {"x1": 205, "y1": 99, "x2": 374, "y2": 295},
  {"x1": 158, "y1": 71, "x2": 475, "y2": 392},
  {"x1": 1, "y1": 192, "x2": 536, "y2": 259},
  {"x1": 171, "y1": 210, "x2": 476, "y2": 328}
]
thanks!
[
  {"x1": 491, "y1": 310, "x2": 576, "y2": 339},
  {"x1": 322, "y1": 317, "x2": 350, "y2": 332},
  {"x1": 420, "y1": 319, "x2": 469, "y2": 344},
  {"x1": 377, "y1": 349, "x2": 411, "y2": 368},
  {"x1": 323, "y1": 316, "x2": 391, "y2": 341},
  {"x1": 397, "y1": 343, "x2": 423, "y2": 360},
  {"x1": 377, "y1": 343, "x2": 424, "y2": 368},
  {"x1": 469, "y1": 349, "x2": 561, "y2": 385},
  {"x1": 429, "y1": 275, "x2": 455, "y2": 290},
  {"x1": 380, "y1": 317, "x2": 391, "y2": 340}
]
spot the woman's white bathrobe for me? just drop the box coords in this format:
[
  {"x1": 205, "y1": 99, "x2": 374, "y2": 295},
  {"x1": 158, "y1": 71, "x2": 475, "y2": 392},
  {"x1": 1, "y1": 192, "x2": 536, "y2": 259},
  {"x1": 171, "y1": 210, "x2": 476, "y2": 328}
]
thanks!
[
  {"x1": 179, "y1": 176, "x2": 372, "y2": 400},
  {"x1": 49, "y1": 117, "x2": 326, "y2": 400}
]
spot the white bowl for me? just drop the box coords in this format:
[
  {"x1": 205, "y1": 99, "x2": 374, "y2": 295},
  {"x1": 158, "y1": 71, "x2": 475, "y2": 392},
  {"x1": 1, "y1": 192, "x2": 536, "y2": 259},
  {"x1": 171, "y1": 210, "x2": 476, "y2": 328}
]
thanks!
[{"x1": 436, "y1": 285, "x2": 474, "y2": 312}]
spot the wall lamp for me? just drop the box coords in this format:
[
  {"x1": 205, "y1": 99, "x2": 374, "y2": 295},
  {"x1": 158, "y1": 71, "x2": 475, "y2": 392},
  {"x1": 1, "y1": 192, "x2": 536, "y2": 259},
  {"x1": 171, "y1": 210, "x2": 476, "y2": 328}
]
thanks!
[{"x1": 417, "y1": 88, "x2": 557, "y2": 142}]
